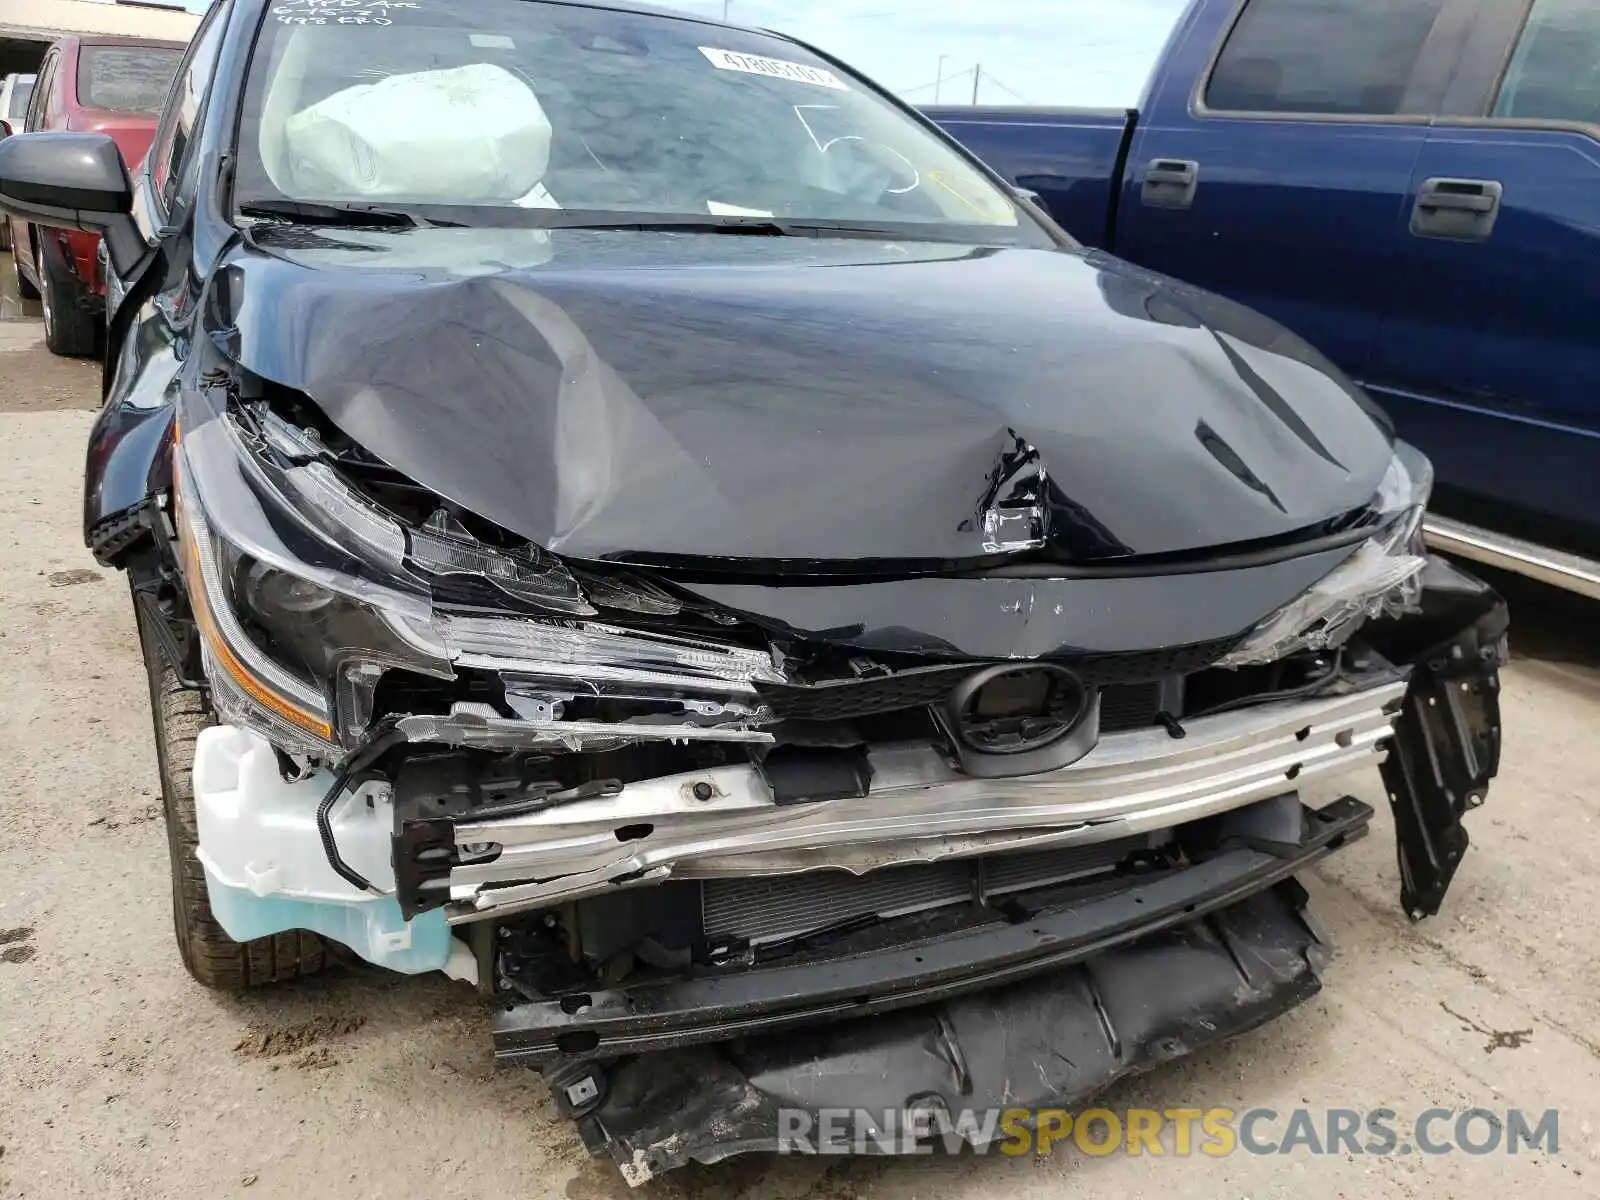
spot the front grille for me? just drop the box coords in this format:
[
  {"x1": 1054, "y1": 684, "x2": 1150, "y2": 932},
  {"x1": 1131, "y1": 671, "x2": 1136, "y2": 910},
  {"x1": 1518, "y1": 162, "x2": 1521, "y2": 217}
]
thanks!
[
  {"x1": 765, "y1": 671, "x2": 1159, "y2": 733},
  {"x1": 701, "y1": 835, "x2": 1153, "y2": 947},
  {"x1": 760, "y1": 663, "x2": 976, "y2": 722},
  {"x1": 1100, "y1": 680, "x2": 1162, "y2": 732},
  {"x1": 1070, "y1": 636, "x2": 1243, "y2": 684},
  {"x1": 761, "y1": 641, "x2": 1227, "y2": 727}
]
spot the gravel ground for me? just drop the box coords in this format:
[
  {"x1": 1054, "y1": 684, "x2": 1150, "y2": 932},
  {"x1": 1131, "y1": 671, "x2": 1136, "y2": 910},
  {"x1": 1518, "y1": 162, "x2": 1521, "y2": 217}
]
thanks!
[{"x1": 2, "y1": 260, "x2": 1598, "y2": 1199}]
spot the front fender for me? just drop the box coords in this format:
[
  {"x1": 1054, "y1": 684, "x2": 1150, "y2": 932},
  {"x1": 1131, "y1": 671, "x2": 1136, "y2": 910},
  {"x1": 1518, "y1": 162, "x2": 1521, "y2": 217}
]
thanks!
[
  {"x1": 83, "y1": 401, "x2": 176, "y2": 561},
  {"x1": 83, "y1": 322, "x2": 183, "y2": 560}
]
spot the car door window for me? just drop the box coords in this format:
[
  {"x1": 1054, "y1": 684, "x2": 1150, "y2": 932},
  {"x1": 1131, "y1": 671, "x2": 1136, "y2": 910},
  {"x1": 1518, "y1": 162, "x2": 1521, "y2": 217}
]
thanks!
[
  {"x1": 1493, "y1": 0, "x2": 1600, "y2": 123},
  {"x1": 26, "y1": 56, "x2": 55, "y2": 130},
  {"x1": 1206, "y1": 0, "x2": 1452, "y2": 115},
  {"x1": 6, "y1": 76, "x2": 33, "y2": 121},
  {"x1": 150, "y1": 1, "x2": 230, "y2": 212}
]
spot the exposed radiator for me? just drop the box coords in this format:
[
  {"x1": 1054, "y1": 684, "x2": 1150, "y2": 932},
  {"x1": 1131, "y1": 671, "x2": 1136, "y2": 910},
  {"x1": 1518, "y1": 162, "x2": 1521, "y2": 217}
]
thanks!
[{"x1": 701, "y1": 834, "x2": 1159, "y2": 946}]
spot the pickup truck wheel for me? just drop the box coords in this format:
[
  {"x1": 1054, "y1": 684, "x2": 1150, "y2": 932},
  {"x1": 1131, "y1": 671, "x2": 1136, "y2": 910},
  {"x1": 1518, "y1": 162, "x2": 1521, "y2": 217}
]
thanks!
[
  {"x1": 135, "y1": 589, "x2": 327, "y2": 990},
  {"x1": 39, "y1": 235, "x2": 99, "y2": 358},
  {"x1": 12, "y1": 237, "x2": 39, "y2": 301}
]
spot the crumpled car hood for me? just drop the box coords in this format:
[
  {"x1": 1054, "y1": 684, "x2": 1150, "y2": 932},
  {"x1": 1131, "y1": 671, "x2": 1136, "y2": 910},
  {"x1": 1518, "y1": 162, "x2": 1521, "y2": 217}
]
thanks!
[{"x1": 213, "y1": 227, "x2": 1394, "y2": 568}]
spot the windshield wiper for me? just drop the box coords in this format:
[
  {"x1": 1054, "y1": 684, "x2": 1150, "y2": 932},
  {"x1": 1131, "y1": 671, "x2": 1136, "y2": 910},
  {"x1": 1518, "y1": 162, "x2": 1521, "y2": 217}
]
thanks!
[
  {"x1": 236, "y1": 203, "x2": 988, "y2": 243},
  {"x1": 543, "y1": 216, "x2": 911, "y2": 239},
  {"x1": 549, "y1": 217, "x2": 812, "y2": 237},
  {"x1": 237, "y1": 199, "x2": 460, "y2": 229}
]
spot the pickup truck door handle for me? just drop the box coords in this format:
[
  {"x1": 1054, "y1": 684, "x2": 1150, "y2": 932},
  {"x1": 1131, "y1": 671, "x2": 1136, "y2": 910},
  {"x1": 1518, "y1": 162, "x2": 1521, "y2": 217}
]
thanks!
[
  {"x1": 1141, "y1": 159, "x2": 1199, "y2": 210},
  {"x1": 1411, "y1": 178, "x2": 1503, "y2": 241}
]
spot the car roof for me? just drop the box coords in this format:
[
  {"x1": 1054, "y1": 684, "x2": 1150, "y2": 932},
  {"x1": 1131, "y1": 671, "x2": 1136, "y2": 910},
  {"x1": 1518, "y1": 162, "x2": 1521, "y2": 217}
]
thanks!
[{"x1": 61, "y1": 35, "x2": 190, "y2": 51}]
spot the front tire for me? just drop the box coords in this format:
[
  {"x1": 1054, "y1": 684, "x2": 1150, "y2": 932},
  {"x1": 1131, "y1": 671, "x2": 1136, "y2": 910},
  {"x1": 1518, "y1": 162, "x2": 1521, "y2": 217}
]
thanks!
[
  {"x1": 39, "y1": 235, "x2": 98, "y2": 357},
  {"x1": 135, "y1": 588, "x2": 327, "y2": 990}
]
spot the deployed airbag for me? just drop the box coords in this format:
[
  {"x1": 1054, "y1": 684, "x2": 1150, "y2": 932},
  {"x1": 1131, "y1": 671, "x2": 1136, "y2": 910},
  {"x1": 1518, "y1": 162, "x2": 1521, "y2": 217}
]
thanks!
[{"x1": 283, "y1": 63, "x2": 553, "y2": 203}]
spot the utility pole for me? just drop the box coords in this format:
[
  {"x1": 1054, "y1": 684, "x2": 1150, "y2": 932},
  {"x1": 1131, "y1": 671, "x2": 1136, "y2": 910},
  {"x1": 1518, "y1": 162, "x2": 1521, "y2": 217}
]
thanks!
[
  {"x1": 971, "y1": 63, "x2": 982, "y2": 105},
  {"x1": 934, "y1": 54, "x2": 949, "y2": 103},
  {"x1": 722, "y1": 0, "x2": 730, "y2": 19}
]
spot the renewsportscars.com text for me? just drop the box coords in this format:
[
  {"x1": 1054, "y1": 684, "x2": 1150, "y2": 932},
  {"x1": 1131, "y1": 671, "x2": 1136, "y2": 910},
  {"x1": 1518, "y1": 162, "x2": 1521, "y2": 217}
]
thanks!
[{"x1": 778, "y1": 1106, "x2": 1560, "y2": 1158}]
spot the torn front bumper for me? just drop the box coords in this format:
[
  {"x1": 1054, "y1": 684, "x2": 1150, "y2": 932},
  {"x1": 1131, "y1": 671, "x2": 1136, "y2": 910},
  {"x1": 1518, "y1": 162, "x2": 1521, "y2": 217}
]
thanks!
[
  {"x1": 410, "y1": 564, "x2": 1505, "y2": 928},
  {"x1": 496, "y1": 795, "x2": 1370, "y2": 1070},
  {"x1": 181, "y1": 551, "x2": 1509, "y2": 1184},
  {"x1": 492, "y1": 560, "x2": 1508, "y2": 1184},
  {"x1": 555, "y1": 872, "x2": 1339, "y2": 1185}
]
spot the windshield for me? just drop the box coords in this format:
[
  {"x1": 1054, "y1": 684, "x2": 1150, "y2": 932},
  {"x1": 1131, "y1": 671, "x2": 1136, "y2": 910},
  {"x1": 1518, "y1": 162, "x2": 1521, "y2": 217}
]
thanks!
[
  {"x1": 6, "y1": 77, "x2": 33, "y2": 120},
  {"x1": 78, "y1": 45, "x2": 184, "y2": 114},
  {"x1": 234, "y1": 0, "x2": 1051, "y2": 244}
]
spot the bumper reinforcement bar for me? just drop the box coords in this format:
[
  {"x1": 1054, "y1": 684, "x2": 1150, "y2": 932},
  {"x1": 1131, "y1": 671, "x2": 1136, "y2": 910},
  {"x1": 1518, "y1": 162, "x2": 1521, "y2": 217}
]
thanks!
[{"x1": 445, "y1": 683, "x2": 1405, "y2": 920}]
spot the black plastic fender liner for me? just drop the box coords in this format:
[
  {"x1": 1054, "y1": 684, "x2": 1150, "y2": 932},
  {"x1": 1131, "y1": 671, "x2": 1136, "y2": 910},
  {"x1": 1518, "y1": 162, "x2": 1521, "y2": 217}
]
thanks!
[
  {"x1": 571, "y1": 879, "x2": 1331, "y2": 1185},
  {"x1": 1368, "y1": 556, "x2": 1510, "y2": 919}
]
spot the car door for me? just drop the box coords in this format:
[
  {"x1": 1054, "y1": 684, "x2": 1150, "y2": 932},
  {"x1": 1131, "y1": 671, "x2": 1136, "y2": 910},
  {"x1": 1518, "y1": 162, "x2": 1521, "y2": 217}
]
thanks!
[
  {"x1": 10, "y1": 50, "x2": 58, "y2": 279},
  {"x1": 90, "y1": 1, "x2": 232, "y2": 534},
  {"x1": 110, "y1": 4, "x2": 231, "y2": 340},
  {"x1": 1371, "y1": 0, "x2": 1600, "y2": 533},
  {"x1": 1116, "y1": 0, "x2": 1476, "y2": 388}
]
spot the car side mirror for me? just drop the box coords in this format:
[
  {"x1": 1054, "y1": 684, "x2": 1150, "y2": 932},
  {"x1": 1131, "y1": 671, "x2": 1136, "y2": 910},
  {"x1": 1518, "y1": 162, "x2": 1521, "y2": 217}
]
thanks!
[
  {"x1": 0, "y1": 130, "x2": 144, "y2": 274},
  {"x1": 1012, "y1": 185, "x2": 1043, "y2": 206},
  {"x1": 0, "y1": 119, "x2": 12, "y2": 139}
]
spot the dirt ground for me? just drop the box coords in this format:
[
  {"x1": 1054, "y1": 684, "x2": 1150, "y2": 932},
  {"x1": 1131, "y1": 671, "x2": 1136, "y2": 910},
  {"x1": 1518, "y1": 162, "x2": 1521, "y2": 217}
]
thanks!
[{"x1": 1, "y1": 258, "x2": 1598, "y2": 1199}]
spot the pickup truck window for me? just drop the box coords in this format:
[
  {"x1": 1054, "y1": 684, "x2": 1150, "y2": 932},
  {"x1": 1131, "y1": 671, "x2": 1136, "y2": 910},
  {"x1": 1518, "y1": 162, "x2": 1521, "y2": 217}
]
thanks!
[
  {"x1": 1494, "y1": 0, "x2": 1600, "y2": 124},
  {"x1": 1206, "y1": 0, "x2": 1449, "y2": 116}
]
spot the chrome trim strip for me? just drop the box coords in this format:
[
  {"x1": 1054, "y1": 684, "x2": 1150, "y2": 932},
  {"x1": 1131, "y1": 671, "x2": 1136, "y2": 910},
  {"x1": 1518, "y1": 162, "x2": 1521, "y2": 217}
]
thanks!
[
  {"x1": 444, "y1": 681, "x2": 1406, "y2": 922},
  {"x1": 396, "y1": 708, "x2": 776, "y2": 751},
  {"x1": 1425, "y1": 514, "x2": 1600, "y2": 601}
]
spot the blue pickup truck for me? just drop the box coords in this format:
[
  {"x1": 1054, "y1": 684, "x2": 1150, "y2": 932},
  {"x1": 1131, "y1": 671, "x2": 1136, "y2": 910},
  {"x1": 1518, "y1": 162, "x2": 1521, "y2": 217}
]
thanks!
[{"x1": 929, "y1": 0, "x2": 1600, "y2": 598}]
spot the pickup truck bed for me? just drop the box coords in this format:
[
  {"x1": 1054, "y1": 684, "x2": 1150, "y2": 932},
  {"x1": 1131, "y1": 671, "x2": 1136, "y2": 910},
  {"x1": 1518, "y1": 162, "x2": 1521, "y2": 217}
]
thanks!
[{"x1": 923, "y1": 106, "x2": 1135, "y2": 251}]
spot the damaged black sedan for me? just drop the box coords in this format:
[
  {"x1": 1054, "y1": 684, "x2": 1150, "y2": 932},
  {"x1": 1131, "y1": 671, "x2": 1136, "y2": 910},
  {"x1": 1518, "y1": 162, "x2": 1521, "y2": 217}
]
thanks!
[{"x1": 0, "y1": 0, "x2": 1507, "y2": 1184}]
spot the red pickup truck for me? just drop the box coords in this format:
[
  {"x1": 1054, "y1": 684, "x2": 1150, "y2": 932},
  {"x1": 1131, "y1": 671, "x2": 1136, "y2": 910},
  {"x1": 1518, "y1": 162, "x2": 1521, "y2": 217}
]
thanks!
[{"x1": 5, "y1": 36, "x2": 184, "y2": 356}]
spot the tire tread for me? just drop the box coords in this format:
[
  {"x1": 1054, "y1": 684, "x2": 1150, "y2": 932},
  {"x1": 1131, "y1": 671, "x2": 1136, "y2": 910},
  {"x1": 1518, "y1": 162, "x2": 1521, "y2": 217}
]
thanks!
[{"x1": 138, "y1": 591, "x2": 327, "y2": 990}]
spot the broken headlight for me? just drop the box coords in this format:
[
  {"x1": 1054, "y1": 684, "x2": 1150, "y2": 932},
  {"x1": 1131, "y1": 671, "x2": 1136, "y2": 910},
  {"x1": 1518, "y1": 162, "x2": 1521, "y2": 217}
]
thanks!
[
  {"x1": 175, "y1": 476, "x2": 340, "y2": 754},
  {"x1": 174, "y1": 453, "x2": 452, "y2": 756},
  {"x1": 249, "y1": 407, "x2": 594, "y2": 616},
  {"x1": 1218, "y1": 441, "x2": 1431, "y2": 668},
  {"x1": 173, "y1": 385, "x2": 780, "y2": 757},
  {"x1": 174, "y1": 391, "x2": 456, "y2": 755}
]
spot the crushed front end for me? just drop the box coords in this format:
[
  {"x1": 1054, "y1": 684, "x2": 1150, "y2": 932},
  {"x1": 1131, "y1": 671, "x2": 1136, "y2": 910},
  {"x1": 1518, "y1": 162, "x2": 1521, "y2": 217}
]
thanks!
[{"x1": 136, "y1": 379, "x2": 1506, "y2": 1185}]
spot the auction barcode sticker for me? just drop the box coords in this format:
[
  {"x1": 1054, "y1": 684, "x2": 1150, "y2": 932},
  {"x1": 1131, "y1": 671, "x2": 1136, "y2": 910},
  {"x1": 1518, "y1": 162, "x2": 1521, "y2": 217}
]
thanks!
[{"x1": 699, "y1": 47, "x2": 848, "y2": 90}]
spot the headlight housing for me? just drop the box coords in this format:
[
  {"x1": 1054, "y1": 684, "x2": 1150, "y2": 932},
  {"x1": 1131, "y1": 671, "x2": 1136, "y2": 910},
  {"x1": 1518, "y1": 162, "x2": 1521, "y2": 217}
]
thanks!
[
  {"x1": 175, "y1": 456, "x2": 450, "y2": 757},
  {"x1": 251, "y1": 407, "x2": 594, "y2": 616},
  {"x1": 175, "y1": 482, "x2": 340, "y2": 754},
  {"x1": 1218, "y1": 441, "x2": 1432, "y2": 668},
  {"x1": 172, "y1": 386, "x2": 779, "y2": 758}
]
